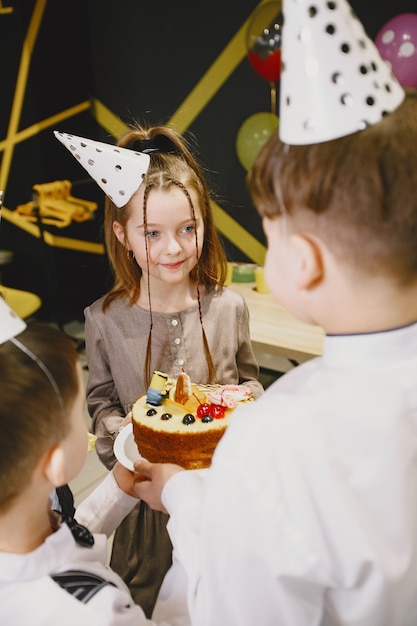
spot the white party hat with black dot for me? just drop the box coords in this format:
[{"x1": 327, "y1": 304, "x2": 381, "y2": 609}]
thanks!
[
  {"x1": 54, "y1": 131, "x2": 150, "y2": 208},
  {"x1": 0, "y1": 296, "x2": 26, "y2": 344},
  {"x1": 279, "y1": 0, "x2": 405, "y2": 145}
]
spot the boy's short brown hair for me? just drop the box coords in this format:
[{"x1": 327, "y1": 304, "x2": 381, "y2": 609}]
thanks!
[
  {"x1": 0, "y1": 323, "x2": 79, "y2": 510},
  {"x1": 248, "y1": 90, "x2": 417, "y2": 284}
]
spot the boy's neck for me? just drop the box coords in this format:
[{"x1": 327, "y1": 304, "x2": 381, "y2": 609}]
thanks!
[
  {"x1": 316, "y1": 277, "x2": 417, "y2": 335},
  {"x1": 0, "y1": 489, "x2": 53, "y2": 554}
]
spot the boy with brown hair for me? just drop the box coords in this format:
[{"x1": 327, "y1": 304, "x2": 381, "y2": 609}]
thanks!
[
  {"x1": 133, "y1": 1, "x2": 417, "y2": 624},
  {"x1": 0, "y1": 299, "x2": 188, "y2": 625}
]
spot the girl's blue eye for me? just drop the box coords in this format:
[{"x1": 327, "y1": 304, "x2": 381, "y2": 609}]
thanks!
[
  {"x1": 146, "y1": 230, "x2": 159, "y2": 238},
  {"x1": 183, "y1": 225, "x2": 195, "y2": 234}
]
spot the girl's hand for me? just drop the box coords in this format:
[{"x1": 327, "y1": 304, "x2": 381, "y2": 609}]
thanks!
[
  {"x1": 112, "y1": 461, "x2": 139, "y2": 498},
  {"x1": 132, "y1": 459, "x2": 185, "y2": 513},
  {"x1": 119, "y1": 411, "x2": 133, "y2": 429}
]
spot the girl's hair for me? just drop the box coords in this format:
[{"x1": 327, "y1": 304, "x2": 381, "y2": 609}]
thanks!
[
  {"x1": 0, "y1": 323, "x2": 79, "y2": 510},
  {"x1": 102, "y1": 124, "x2": 227, "y2": 384},
  {"x1": 247, "y1": 89, "x2": 417, "y2": 284},
  {"x1": 103, "y1": 124, "x2": 227, "y2": 305}
]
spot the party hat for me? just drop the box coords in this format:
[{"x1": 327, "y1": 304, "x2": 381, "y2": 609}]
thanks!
[
  {"x1": 279, "y1": 0, "x2": 405, "y2": 145},
  {"x1": 0, "y1": 295, "x2": 26, "y2": 344},
  {"x1": 54, "y1": 131, "x2": 150, "y2": 208}
]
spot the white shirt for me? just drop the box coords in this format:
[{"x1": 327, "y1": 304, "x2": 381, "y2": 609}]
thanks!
[
  {"x1": 163, "y1": 323, "x2": 417, "y2": 625},
  {"x1": 0, "y1": 472, "x2": 189, "y2": 626}
]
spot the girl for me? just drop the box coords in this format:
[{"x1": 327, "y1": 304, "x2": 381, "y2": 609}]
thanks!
[{"x1": 71, "y1": 124, "x2": 263, "y2": 615}]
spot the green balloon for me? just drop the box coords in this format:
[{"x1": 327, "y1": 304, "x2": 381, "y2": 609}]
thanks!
[{"x1": 236, "y1": 112, "x2": 279, "y2": 171}]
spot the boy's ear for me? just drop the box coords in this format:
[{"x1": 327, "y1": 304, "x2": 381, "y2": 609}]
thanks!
[
  {"x1": 39, "y1": 445, "x2": 66, "y2": 487},
  {"x1": 289, "y1": 232, "x2": 323, "y2": 290}
]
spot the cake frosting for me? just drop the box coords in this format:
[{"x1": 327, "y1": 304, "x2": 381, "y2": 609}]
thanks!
[{"x1": 132, "y1": 372, "x2": 253, "y2": 469}]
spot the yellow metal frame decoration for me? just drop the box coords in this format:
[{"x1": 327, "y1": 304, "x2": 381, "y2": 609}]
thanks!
[{"x1": 0, "y1": 0, "x2": 269, "y2": 264}]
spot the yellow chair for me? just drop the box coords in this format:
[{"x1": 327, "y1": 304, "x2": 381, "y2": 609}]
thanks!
[{"x1": 0, "y1": 285, "x2": 42, "y2": 319}]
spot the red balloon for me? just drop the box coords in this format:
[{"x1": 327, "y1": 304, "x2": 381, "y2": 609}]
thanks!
[
  {"x1": 247, "y1": 49, "x2": 281, "y2": 83},
  {"x1": 247, "y1": 1, "x2": 282, "y2": 83}
]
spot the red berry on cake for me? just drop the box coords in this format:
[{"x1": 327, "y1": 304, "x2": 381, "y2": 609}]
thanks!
[
  {"x1": 210, "y1": 404, "x2": 226, "y2": 419},
  {"x1": 197, "y1": 403, "x2": 211, "y2": 418}
]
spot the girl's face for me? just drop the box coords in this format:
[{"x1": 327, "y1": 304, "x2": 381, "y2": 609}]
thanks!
[{"x1": 115, "y1": 186, "x2": 205, "y2": 287}]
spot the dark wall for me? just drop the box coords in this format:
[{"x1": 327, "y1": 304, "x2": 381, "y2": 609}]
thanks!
[
  {"x1": 0, "y1": 1, "x2": 104, "y2": 323},
  {"x1": 84, "y1": 0, "x2": 417, "y2": 260},
  {"x1": 0, "y1": 1, "x2": 97, "y2": 207},
  {"x1": 86, "y1": 0, "x2": 274, "y2": 259}
]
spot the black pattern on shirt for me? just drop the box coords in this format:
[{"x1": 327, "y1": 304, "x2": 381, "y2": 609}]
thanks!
[{"x1": 51, "y1": 570, "x2": 117, "y2": 603}]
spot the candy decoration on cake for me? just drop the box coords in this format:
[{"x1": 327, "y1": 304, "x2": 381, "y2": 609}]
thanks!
[
  {"x1": 173, "y1": 372, "x2": 192, "y2": 404},
  {"x1": 54, "y1": 131, "x2": 150, "y2": 208},
  {"x1": 144, "y1": 370, "x2": 252, "y2": 422},
  {"x1": 279, "y1": 0, "x2": 405, "y2": 145},
  {"x1": 207, "y1": 384, "x2": 252, "y2": 409}
]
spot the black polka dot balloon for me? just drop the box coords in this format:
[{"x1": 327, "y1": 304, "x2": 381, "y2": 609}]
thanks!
[{"x1": 279, "y1": 0, "x2": 405, "y2": 145}]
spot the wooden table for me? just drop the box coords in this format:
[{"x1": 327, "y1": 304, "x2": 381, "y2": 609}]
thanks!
[
  {"x1": 229, "y1": 282, "x2": 325, "y2": 365},
  {"x1": 0, "y1": 285, "x2": 42, "y2": 319}
]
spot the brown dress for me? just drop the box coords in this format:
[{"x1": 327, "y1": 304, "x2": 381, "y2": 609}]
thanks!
[
  {"x1": 110, "y1": 502, "x2": 171, "y2": 617},
  {"x1": 84, "y1": 286, "x2": 264, "y2": 616}
]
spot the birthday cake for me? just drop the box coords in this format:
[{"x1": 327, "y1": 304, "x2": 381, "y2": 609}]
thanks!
[{"x1": 132, "y1": 371, "x2": 254, "y2": 469}]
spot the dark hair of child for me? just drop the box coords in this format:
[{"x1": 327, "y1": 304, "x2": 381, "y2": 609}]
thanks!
[
  {"x1": 0, "y1": 324, "x2": 78, "y2": 511},
  {"x1": 248, "y1": 89, "x2": 417, "y2": 285}
]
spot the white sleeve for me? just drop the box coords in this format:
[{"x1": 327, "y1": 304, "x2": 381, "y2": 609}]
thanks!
[
  {"x1": 161, "y1": 470, "x2": 206, "y2": 607},
  {"x1": 75, "y1": 471, "x2": 138, "y2": 537},
  {"x1": 161, "y1": 413, "x2": 322, "y2": 626}
]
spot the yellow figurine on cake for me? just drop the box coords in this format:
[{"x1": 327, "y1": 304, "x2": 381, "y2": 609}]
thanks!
[{"x1": 145, "y1": 370, "x2": 169, "y2": 406}]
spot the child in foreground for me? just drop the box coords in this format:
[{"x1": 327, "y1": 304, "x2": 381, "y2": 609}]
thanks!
[
  {"x1": 133, "y1": 88, "x2": 417, "y2": 624},
  {"x1": 0, "y1": 313, "x2": 187, "y2": 625}
]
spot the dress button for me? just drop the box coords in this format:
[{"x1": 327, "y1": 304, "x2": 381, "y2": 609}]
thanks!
[
  {"x1": 178, "y1": 359, "x2": 184, "y2": 366},
  {"x1": 171, "y1": 319, "x2": 178, "y2": 326},
  {"x1": 174, "y1": 338, "x2": 181, "y2": 345}
]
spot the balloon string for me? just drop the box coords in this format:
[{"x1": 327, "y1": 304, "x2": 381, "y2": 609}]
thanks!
[{"x1": 270, "y1": 82, "x2": 277, "y2": 115}]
